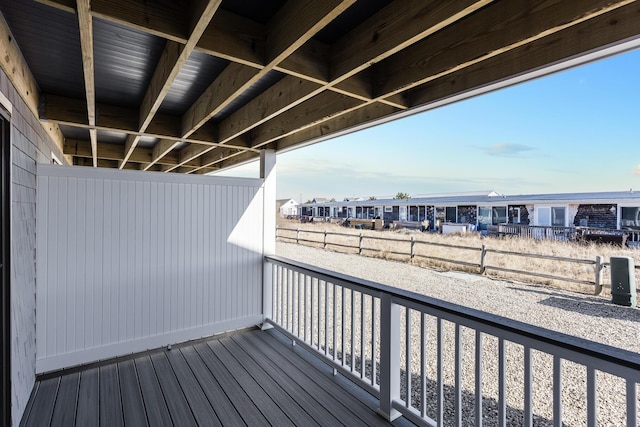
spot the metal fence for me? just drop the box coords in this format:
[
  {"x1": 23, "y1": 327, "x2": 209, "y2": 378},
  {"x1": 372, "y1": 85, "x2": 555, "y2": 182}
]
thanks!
[{"x1": 264, "y1": 255, "x2": 640, "y2": 427}]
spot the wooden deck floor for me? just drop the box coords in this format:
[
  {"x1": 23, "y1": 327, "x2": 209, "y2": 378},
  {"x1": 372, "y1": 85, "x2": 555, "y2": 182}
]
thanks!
[{"x1": 20, "y1": 328, "x2": 412, "y2": 426}]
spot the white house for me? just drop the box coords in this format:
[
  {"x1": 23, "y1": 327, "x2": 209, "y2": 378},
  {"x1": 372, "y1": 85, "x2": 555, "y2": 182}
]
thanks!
[{"x1": 277, "y1": 198, "x2": 299, "y2": 217}]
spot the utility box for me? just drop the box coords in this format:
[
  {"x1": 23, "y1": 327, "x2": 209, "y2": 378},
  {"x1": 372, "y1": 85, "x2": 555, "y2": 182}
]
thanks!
[{"x1": 610, "y1": 257, "x2": 636, "y2": 307}]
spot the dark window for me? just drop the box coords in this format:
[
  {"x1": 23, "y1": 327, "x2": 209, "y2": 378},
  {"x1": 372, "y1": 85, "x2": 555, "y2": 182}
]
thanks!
[{"x1": 621, "y1": 207, "x2": 640, "y2": 230}]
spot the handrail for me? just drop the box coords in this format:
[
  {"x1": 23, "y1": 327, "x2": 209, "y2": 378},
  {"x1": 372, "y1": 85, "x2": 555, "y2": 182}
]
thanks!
[{"x1": 264, "y1": 255, "x2": 640, "y2": 427}]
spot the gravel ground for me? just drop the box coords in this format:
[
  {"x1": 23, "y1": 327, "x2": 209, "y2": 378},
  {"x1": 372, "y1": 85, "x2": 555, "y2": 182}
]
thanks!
[{"x1": 276, "y1": 242, "x2": 640, "y2": 427}]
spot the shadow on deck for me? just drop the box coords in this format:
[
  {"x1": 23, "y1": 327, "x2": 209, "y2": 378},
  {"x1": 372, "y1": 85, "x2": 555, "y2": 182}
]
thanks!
[{"x1": 20, "y1": 328, "x2": 413, "y2": 426}]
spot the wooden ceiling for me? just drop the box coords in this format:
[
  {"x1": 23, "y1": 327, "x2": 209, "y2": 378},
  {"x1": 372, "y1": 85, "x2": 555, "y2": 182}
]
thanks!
[{"x1": 1, "y1": 0, "x2": 639, "y2": 174}]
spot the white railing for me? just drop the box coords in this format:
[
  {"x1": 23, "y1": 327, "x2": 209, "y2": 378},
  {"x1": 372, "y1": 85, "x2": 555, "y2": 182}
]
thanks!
[{"x1": 264, "y1": 255, "x2": 640, "y2": 427}]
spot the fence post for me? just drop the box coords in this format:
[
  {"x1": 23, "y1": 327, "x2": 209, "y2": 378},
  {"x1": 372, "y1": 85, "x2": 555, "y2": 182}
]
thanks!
[
  {"x1": 359, "y1": 233, "x2": 363, "y2": 255},
  {"x1": 594, "y1": 255, "x2": 603, "y2": 295},
  {"x1": 378, "y1": 294, "x2": 401, "y2": 421},
  {"x1": 410, "y1": 236, "x2": 415, "y2": 260},
  {"x1": 324, "y1": 230, "x2": 327, "y2": 249},
  {"x1": 296, "y1": 228, "x2": 300, "y2": 245},
  {"x1": 275, "y1": 225, "x2": 279, "y2": 241},
  {"x1": 480, "y1": 244, "x2": 487, "y2": 274}
]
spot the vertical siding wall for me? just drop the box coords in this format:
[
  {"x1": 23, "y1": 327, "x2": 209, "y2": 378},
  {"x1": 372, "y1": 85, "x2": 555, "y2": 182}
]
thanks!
[
  {"x1": 1, "y1": 68, "x2": 67, "y2": 425},
  {"x1": 36, "y1": 165, "x2": 265, "y2": 373}
]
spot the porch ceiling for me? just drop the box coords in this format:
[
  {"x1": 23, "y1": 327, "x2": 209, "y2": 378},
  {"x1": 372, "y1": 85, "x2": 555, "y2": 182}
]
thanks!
[{"x1": 0, "y1": 0, "x2": 639, "y2": 174}]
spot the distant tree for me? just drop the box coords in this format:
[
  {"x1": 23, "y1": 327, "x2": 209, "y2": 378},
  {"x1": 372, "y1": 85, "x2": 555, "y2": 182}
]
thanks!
[
  {"x1": 330, "y1": 198, "x2": 336, "y2": 202},
  {"x1": 394, "y1": 192, "x2": 411, "y2": 200},
  {"x1": 368, "y1": 196, "x2": 377, "y2": 200},
  {"x1": 305, "y1": 199, "x2": 313, "y2": 204}
]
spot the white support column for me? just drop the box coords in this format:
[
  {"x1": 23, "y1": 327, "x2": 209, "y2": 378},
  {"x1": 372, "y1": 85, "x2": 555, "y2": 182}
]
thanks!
[
  {"x1": 261, "y1": 149, "x2": 276, "y2": 329},
  {"x1": 378, "y1": 294, "x2": 401, "y2": 421}
]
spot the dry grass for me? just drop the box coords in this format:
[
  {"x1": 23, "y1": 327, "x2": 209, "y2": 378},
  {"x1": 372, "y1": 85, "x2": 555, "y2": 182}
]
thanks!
[{"x1": 277, "y1": 218, "x2": 640, "y2": 298}]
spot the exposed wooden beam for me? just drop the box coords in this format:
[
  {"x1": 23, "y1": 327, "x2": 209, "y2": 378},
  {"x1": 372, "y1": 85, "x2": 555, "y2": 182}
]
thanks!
[
  {"x1": 330, "y1": 0, "x2": 492, "y2": 82},
  {"x1": 64, "y1": 138, "x2": 204, "y2": 168},
  {"x1": 40, "y1": 95, "x2": 258, "y2": 151},
  {"x1": 143, "y1": 139, "x2": 182, "y2": 171},
  {"x1": 248, "y1": 91, "x2": 365, "y2": 148},
  {"x1": 181, "y1": 63, "x2": 260, "y2": 139},
  {"x1": 179, "y1": 0, "x2": 356, "y2": 140},
  {"x1": 76, "y1": 0, "x2": 97, "y2": 166},
  {"x1": 408, "y1": 2, "x2": 640, "y2": 108},
  {"x1": 374, "y1": 0, "x2": 636, "y2": 98},
  {"x1": 120, "y1": 0, "x2": 222, "y2": 168},
  {"x1": 0, "y1": 13, "x2": 66, "y2": 160},
  {"x1": 185, "y1": 0, "x2": 487, "y2": 166}
]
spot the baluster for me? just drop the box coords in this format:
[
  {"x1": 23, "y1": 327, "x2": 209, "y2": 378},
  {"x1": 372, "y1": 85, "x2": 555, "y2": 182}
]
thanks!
[
  {"x1": 360, "y1": 292, "x2": 365, "y2": 379},
  {"x1": 524, "y1": 346, "x2": 532, "y2": 427},
  {"x1": 420, "y1": 313, "x2": 426, "y2": 418},
  {"x1": 499, "y1": 338, "x2": 506, "y2": 427},
  {"x1": 553, "y1": 356, "x2": 562, "y2": 427},
  {"x1": 437, "y1": 317, "x2": 443, "y2": 426},
  {"x1": 405, "y1": 308, "x2": 411, "y2": 408},
  {"x1": 476, "y1": 331, "x2": 483, "y2": 427},
  {"x1": 586, "y1": 366, "x2": 596, "y2": 427},
  {"x1": 455, "y1": 323, "x2": 461, "y2": 426},
  {"x1": 626, "y1": 378, "x2": 636, "y2": 427}
]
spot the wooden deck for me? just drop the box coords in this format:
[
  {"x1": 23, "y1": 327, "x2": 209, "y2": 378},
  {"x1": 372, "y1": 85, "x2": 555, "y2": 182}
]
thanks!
[{"x1": 20, "y1": 328, "x2": 412, "y2": 426}]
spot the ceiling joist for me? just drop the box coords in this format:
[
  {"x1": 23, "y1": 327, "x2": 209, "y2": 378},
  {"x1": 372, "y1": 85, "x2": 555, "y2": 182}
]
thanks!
[{"x1": 12, "y1": 0, "x2": 638, "y2": 173}]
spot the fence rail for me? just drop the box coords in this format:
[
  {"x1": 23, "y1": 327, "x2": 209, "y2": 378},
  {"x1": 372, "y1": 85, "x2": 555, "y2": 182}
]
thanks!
[
  {"x1": 264, "y1": 255, "x2": 640, "y2": 427},
  {"x1": 276, "y1": 226, "x2": 630, "y2": 294}
]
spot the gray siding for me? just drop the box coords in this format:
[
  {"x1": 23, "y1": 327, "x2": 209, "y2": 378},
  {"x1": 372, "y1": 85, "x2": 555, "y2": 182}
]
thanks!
[{"x1": 2, "y1": 67, "x2": 66, "y2": 426}]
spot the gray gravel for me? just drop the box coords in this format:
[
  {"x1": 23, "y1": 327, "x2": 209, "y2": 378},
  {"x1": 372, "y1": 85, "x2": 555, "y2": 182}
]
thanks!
[{"x1": 276, "y1": 242, "x2": 640, "y2": 427}]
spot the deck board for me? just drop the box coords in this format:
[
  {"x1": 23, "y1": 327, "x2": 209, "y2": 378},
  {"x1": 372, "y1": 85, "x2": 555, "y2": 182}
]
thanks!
[
  {"x1": 50, "y1": 373, "x2": 79, "y2": 426},
  {"x1": 118, "y1": 360, "x2": 148, "y2": 426},
  {"x1": 150, "y1": 353, "x2": 198, "y2": 426},
  {"x1": 134, "y1": 356, "x2": 173, "y2": 427},
  {"x1": 165, "y1": 348, "x2": 221, "y2": 426},
  {"x1": 179, "y1": 345, "x2": 246, "y2": 425},
  {"x1": 99, "y1": 364, "x2": 124, "y2": 426},
  {"x1": 22, "y1": 328, "x2": 408, "y2": 426},
  {"x1": 75, "y1": 368, "x2": 99, "y2": 426}
]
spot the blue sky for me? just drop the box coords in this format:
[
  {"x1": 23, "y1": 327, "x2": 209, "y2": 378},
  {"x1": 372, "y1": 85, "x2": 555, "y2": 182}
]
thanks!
[{"x1": 217, "y1": 48, "x2": 640, "y2": 203}]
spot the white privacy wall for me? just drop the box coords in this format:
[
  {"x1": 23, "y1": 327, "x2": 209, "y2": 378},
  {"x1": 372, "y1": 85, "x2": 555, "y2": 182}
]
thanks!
[{"x1": 36, "y1": 165, "x2": 265, "y2": 373}]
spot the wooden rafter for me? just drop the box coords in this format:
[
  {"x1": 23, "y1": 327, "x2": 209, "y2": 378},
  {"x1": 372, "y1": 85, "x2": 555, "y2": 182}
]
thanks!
[
  {"x1": 76, "y1": 0, "x2": 97, "y2": 166},
  {"x1": 25, "y1": 0, "x2": 640, "y2": 173},
  {"x1": 120, "y1": 0, "x2": 222, "y2": 168}
]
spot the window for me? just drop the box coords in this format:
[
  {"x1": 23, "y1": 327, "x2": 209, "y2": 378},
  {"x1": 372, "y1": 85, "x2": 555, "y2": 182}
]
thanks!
[
  {"x1": 621, "y1": 207, "x2": 640, "y2": 230},
  {"x1": 478, "y1": 206, "x2": 507, "y2": 230},
  {"x1": 445, "y1": 207, "x2": 456, "y2": 223},
  {"x1": 551, "y1": 207, "x2": 565, "y2": 226},
  {"x1": 536, "y1": 206, "x2": 566, "y2": 226},
  {"x1": 384, "y1": 206, "x2": 392, "y2": 212}
]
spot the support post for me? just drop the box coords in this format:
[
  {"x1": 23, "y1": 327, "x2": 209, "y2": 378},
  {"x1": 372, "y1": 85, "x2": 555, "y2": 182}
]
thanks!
[
  {"x1": 323, "y1": 230, "x2": 327, "y2": 249},
  {"x1": 594, "y1": 256, "x2": 603, "y2": 295},
  {"x1": 480, "y1": 244, "x2": 487, "y2": 274},
  {"x1": 410, "y1": 236, "x2": 415, "y2": 260},
  {"x1": 378, "y1": 294, "x2": 401, "y2": 421},
  {"x1": 261, "y1": 149, "x2": 276, "y2": 330},
  {"x1": 296, "y1": 228, "x2": 300, "y2": 245}
]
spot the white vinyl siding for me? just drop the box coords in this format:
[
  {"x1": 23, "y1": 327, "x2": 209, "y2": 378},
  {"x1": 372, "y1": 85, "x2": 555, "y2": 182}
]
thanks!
[{"x1": 36, "y1": 165, "x2": 265, "y2": 373}]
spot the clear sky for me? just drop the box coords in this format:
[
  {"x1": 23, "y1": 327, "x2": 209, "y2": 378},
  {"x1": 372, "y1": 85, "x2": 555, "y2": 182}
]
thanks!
[{"x1": 216, "y1": 48, "x2": 640, "y2": 203}]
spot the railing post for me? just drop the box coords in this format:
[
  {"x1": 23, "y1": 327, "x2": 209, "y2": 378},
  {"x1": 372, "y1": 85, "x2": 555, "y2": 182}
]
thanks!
[
  {"x1": 378, "y1": 294, "x2": 401, "y2": 421},
  {"x1": 359, "y1": 233, "x2": 363, "y2": 255},
  {"x1": 480, "y1": 244, "x2": 487, "y2": 274},
  {"x1": 262, "y1": 258, "x2": 273, "y2": 330},
  {"x1": 324, "y1": 230, "x2": 327, "y2": 249},
  {"x1": 594, "y1": 256, "x2": 603, "y2": 295},
  {"x1": 410, "y1": 236, "x2": 415, "y2": 260},
  {"x1": 296, "y1": 228, "x2": 300, "y2": 245}
]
